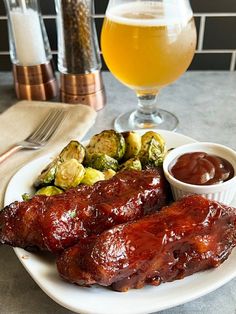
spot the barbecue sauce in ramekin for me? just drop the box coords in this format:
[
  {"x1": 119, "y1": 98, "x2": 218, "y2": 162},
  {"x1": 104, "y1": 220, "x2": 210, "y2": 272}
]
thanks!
[{"x1": 169, "y1": 152, "x2": 234, "y2": 185}]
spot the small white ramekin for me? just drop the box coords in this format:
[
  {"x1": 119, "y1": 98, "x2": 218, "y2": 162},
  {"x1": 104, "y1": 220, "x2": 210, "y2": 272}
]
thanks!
[{"x1": 163, "y1": 142, "x2": 236, "y2": 205}]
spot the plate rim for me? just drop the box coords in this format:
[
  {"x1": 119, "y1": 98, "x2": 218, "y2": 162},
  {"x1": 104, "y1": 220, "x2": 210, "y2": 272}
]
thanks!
[{"x1": 4, "y1": 129, "x2": 236, "y2": 314}]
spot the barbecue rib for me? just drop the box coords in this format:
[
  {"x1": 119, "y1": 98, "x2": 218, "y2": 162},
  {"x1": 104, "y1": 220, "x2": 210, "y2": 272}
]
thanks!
[
  {"x1": 0, "y1": 168, "x2": 169, "y2": 253},
  {"x1": 57, "y1": 195, "x2": 236, "y2": 291}
]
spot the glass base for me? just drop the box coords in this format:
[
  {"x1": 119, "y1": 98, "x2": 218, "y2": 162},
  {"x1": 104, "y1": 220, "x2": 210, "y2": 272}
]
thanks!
[{"x1": 114, "y1": 109, "x2": 179, "y2": 132}]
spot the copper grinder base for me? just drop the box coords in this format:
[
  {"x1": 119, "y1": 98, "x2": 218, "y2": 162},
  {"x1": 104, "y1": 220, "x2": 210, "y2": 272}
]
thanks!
[
  {"x1": 13, "y1": 61, "x2": 58, "y2": 101},
  {"x1": 60, "y1": 71, "x2": 106, "y2": 111}
]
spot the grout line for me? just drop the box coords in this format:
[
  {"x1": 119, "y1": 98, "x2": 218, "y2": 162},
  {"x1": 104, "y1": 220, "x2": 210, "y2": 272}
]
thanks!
[
  {"x1": 0, "y1": 50, "x2": 235, "y2": 55},
  {"x1": 196, "y1": 49, "x2": 235, "y2": 53},
  {"x1": 0, "y1": 13, "x2": 236, "y2": 20},
  {"x1": 92, "y1": 14, "x2": 105, "y2": 18},
  {"x1": 230, "y1": 52, "x2": 236, "y2": 71},
  {"x1": 197, "y1": 16, "x2": 206, "y2": 51},
  {"x1": 194, "y1": 13, "x2": 236, "y2": 17},
  {"x1": 42, "y1": 15, "x2": 56, "y2": 19},
  {"x1": 0, "y1": 51, "x2": 59, "y2": 55},
  {"x1": 0, "y1": 14, "x2": 103, "y2": 19},
  {"x1": 49, "y1": 12, "x2": 236, "y2": 18},
  {"x1": 0, "y1": 15, "x2": 57, "y2": 20}
]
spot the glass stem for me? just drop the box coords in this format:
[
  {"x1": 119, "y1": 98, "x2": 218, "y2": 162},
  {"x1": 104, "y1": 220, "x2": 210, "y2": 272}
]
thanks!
[
  {"x1": 130, "y1": 92, "x2": 163, "y2": 128},
  {"x1": 138, "y1": 93, "x2": 158, "y2": 114}
]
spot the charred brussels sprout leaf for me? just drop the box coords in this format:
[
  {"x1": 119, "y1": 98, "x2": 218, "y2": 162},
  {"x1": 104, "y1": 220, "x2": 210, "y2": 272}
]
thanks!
[
  {"x1": 139, "y1": 131, "x2": 167, "y2": 167},
  {"x1": 85, "y1": 153, "x2": 119, "y2": 171},
  {"x1": 35, "y1": 186, "x2": 64, "y2": 196},
  {"x1": 34, "y1": 158, "x2": 60, "y2": 188},
  {"x1": 81, "y1": 168, "x2": 105, "y2": 185},
  {"x1": 103, "y1": 169, "x2": 116, "y2": 180},
  {"x1": 86, "y1": 130, "x2": 126, "y2": 160},
  {"x1": 119, "y1": 158, "x2": 142, "y2": 172},
  {"x1": 55, "y1": 159, "x2": 85, "y2": 190},
  {"x1": 122, "y1": 131, "x2": 142, "y2": 160},
  {"x1": 59, "y1": 140, "x2": 85, "y2": 163}
]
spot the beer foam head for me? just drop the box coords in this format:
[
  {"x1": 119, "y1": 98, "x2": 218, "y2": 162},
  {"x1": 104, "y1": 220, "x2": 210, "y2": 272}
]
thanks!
[{"x1": 106, "y1": 1, "x2": 193, "y2": 26}]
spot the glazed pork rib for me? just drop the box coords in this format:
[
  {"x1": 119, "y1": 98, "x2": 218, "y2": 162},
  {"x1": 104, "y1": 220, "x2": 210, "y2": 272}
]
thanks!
[
  {"x1": 0, "y1": 168, "x2": 169, "y2": 254},
  {"x1": 57, "y1": 195, "x2": 236, "y2": 291}
]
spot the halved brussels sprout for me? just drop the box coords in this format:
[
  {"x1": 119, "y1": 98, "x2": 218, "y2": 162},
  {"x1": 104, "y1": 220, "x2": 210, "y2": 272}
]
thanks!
[
  {"x1": 55, "y1": 159, "x2": 85, "y2": 190},
  {"x1": 85, "y1": 153, "x2": 118, "y2": 171},
  {"x1": 35, "y1": 186, "x2": 63, "y2": 196},
  {"x1": 86, "y1": 130, "x2": 126, "y2": 160},
  {"x1": 103, "y1": 169, "x2": 116, "y2": 180},
  {"x1": 122, "y1": 131, "x2": 141, "y2": 160},
  {"x1": 34, "y1": 157, "x2": 61, "y2": 188},
  {"x1": 81, "y1": 168, "x2": 105, "y2": 186},
  {"x1": 119, "y1": 158, "x2": 142, "y2": 172},
  {"x1": 59, "y1": 140, "x2": 85, "y2": 163},
  {"x1": 139, "y1": 131, "x2": 167, "y2": 167}
]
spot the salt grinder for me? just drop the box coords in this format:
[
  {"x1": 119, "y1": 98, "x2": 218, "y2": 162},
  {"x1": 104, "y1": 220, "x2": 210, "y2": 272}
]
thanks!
[
  {"x1": 55, "y1": 0, "x2": 106, "y2": 110},
  {"x1": 4, "y1": 0, "x2": 57, "y2": 101}
]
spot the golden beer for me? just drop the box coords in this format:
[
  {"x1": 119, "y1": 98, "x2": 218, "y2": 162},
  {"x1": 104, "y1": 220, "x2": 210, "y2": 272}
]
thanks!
[{"x1": 101, "y1": 1, "x2": 197, "y2": 92}]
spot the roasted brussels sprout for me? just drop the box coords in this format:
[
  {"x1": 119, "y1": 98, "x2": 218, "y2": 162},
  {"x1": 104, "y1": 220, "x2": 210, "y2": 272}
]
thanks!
[
  {"x1": 59, "y1": 140, "x2": 85, "y2": 163},
  {"x1": 22, "y1": 193, "x2": 32, "y2": 201},
  {"x1": 85, "y1": 153, "x2": 118, "y2": 171},
  {"x1": 35, "y1": 186, "x2": 63, "y2": 196},
  {"x1": 34, "y1": 158, "x2": 60, "y2": 188},
  {"x1": 119, "y1": 158, "x2": 142, "y2": 171},
  {"x1": 103, "y1": 169, "x2": 116, "y2": 180},
  {"x1": 54, "y1": 159, "x2": 85, "y2": 190},
  {"x1": 86, "y1": 130, "x2": 126, "y2": 160},
  {"x1": 81, "y1": 168, "x2": 105, "y2": 186},
  {"x1": 139, "y1": 131, "x2": 167, "y2": 167},
  {"x1": 122, "y1": 131, "x2": 141, "y2": 160}
]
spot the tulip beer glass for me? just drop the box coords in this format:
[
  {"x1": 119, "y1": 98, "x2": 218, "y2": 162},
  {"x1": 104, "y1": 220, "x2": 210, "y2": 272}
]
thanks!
[{"x1": 101, "y1": 0, "x2": 197, "y2": 131}]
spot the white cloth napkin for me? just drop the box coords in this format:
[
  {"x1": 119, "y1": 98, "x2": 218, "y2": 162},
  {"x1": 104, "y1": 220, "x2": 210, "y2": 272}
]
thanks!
[{"x1": 0, "y1": 100, "x2": 97, "y2": 207}]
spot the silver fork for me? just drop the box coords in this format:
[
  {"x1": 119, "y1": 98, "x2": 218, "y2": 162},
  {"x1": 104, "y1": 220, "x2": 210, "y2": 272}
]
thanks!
[{"x1": 0, "y1": 109, "x2": 67, "y2": 164}]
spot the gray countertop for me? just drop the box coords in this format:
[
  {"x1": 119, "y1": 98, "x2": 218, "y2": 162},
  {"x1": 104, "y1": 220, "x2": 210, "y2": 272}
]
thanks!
[{"x1": 0, "y1": 71, "x2": 236, "y2": 314}]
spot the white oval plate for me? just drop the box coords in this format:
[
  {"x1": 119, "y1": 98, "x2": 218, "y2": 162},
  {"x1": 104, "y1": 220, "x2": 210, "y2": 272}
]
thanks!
[{"x1": 4, "y1": 130, "x2": 236, "y2": 314}]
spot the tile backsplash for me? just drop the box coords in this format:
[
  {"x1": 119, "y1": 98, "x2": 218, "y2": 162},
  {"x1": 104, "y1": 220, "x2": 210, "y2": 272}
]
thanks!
[{"x1": 0, "y1": 0, "x2": 235, "y2": 71}]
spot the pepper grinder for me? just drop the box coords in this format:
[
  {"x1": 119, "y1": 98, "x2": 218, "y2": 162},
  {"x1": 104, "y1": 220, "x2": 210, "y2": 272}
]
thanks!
[
  {"x1": 4, "y1": 0, "x2": 58, "y2": 100},
  {"x1": 55, "y1": 0, "x2": 106, "y2": 111}
]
